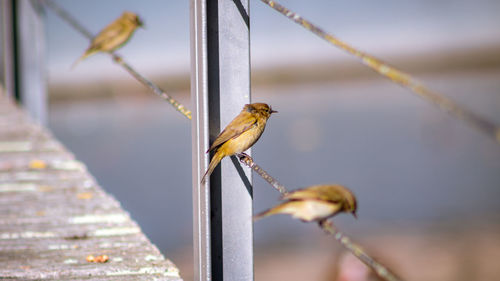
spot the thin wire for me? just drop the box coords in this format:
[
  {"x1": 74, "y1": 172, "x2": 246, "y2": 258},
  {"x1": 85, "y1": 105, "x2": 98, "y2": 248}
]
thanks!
[
  {"x1": 320, "y1": 220, "x2": 402, "y2": 281},
  {"x1": 111, "y1": 55, "x2": 192, "y2": 119},
  {"x1": 41, "y1": 0, "x2": 93, "y2": 39},
  {"x1": 42, "y1": 0, "x2": 192, "y2": 120},
  {"x1": 238, "y1": 154, "x2": 288, "y2": 195},
  {"x1": 260, "y1": 0, "x2": 500, "y2": 145},
  {"x1": 238, "y1": 155, "x2": 401, "y2": 281}
]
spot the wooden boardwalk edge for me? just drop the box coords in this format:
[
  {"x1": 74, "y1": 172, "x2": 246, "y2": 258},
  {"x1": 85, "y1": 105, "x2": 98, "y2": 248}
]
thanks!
[{"x1": 0, "y1": 94, "x2": 183, "y2": 280}]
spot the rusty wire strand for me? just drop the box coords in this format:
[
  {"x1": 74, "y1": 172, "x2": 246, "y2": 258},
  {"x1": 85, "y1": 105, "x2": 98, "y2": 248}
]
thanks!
[
  {"x1": 260, "y1": 0, "x2": 500, "y2": 145},
  {"x1": 41, "y1": 0, "x2": 93, "y2": 39},
  {"x1": 42, "y1": 0, "x2": 192, "y2": 120},
  {"x1": 319, "y1": 220, "x2": 402, "y2": 281},
  {"x1": 238, "y1": 153, "x2": 288, "y2": 195},
  {"x1": 238, "y1": 154, "x2": 402, "y2": 281}
]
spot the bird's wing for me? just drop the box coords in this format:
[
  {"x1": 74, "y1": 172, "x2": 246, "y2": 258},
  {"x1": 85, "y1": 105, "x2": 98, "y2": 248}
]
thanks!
[
  {"x1": 207, "y1": 111, "x2": 257, "y2": 152},
  {"x1": 254, "y1": 201, "x2": 299, "y2": 221},
  {"x1": 254, "y1": 200, "x2": 340, "y2": 222},
  {"x1": 283, "y1": 185, "x2": 344, "y2": 202},
  {"x1": 87, "y1": 21, "x2": 127, "y2": 53}
]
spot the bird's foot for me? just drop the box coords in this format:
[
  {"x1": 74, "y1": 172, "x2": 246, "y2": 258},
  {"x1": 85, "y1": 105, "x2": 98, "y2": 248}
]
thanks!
[
  {"x1": 237, "y1": 152, "x2": 251, "y2": 159},
  {"x1": 318, "y1": 219, "x2": 337, "y2": 233},
  {"x1": 237, "y1": 153, "x2": 253, "y2": 166},
  {"x1": 112, "y1": 54, "x2": 123, "y2": 63}
]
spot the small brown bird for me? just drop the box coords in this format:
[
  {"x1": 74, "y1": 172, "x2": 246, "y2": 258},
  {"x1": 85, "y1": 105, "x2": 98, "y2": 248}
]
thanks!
[
  {"x1": 72, "y1": 11, "x2": 143, "y2": 67},
  {"x1": 254, "y1": 184, "x2": 357, "y2": 222},
  {"x1": 201, "y1": 103, "x2": 277, "y2": 184}
]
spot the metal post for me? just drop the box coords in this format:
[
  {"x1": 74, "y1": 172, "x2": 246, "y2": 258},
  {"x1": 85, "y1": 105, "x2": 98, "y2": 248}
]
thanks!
[
  {"x1": 1, "y1": 0, "x2": 16, "y2": 100},
  {"x1": 2, "y1": 0, "x2": 47, "y2": 124},
  {"x1": 18, "y1": 0, "x2": 47, "y2": 124},
  {"x1": 190, "y1": 0, "x2": 253, "y2": 280}
]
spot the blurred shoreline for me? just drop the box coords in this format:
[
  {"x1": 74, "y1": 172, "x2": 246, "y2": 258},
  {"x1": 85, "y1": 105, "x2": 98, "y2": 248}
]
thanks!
[{"x1": 48, "y1": 44, "x2": 500, "y2": 102}]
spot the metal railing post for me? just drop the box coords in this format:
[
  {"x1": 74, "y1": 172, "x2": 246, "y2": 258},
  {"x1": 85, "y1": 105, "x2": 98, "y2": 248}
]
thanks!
[
  {"x1": 1, "y1": 0, "x2": 47, "y2": 124},
  {"x1": 1, "y1": 0, "x2": 16, "y2": 100},
  {"x1": 190, "y1": 0, "x2": 253, "y2": 280}
]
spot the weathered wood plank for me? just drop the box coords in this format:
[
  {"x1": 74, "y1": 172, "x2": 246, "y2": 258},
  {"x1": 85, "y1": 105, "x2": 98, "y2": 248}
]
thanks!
[{"x1": 0, "y1": 94, "x2": 183, "y2": 280}]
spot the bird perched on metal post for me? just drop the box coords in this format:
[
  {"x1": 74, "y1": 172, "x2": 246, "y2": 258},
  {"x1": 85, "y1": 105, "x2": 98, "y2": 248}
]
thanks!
[
  {"x1": 72, "y1": 11, "x2": 143, "y2": 68},
  {"x1": 201, "y1": 103, "x2": 277, "y2": 184}
]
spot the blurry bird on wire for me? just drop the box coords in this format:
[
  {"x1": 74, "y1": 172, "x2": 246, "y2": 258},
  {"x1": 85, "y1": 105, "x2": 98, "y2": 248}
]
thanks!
[
  {"x1": 254, "y1": 184, "x2": 357, "y2": 223},
  {"x1": 201, "y1": 103, "x2": 277, "y2": 184},
  {"x1": 72, "y1": 11, "x2": 143, "y2": 68}
]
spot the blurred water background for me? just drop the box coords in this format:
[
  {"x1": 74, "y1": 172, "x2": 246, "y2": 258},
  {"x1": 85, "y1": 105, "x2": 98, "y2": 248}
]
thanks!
[{"x1": 40, "y1": 0, "x2": 500, "y2": 280}]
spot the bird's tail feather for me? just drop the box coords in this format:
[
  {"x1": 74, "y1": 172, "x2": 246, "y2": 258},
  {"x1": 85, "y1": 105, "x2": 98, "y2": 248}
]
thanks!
[
  {"x1": 253, "y1": 206, "x2": 281, "y2": 221},
  {"x1": 71, "y1": 54, "x2": 86, "y2": 69},
  {"x1": 71, "y1": 49, "x2": 95, "y2": 69},
  {"x1": 201, "y1": 152, "x2": 224, "y2": 184}
]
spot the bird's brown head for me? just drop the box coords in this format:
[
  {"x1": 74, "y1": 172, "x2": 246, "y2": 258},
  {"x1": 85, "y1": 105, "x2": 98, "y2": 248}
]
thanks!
[
  {"x1": 310, "y1": 184, "x2": 358, "y2": 219},
  {"x1": 342, "y1": 189, "x2": 358, "y2": 219},
  {"x1": 122, "y1": 11, "x2": 144, "y2": 28},
  {"x1": 244, "y1": 103, "x2": 278, "y2": 119}
]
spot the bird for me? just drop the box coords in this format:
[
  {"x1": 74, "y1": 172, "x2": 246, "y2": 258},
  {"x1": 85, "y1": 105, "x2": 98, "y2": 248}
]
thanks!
[
  {"x1": 201, "y1": 103, "x2": 277, "y2": 184},
  {"x1": 254, "y1": 184, "x2": 357, "y2": 222},
  {"x1": 72, "y1": 11, "x2": 143, "y2": 68}
]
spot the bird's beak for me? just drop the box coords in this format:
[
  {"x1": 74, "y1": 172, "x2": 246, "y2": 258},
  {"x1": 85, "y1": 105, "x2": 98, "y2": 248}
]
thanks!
[
  {"x1": 352, "y1": 211, "x2": 357, "y2": 219},
  {"x1": 137, "y1": 18, "x2": 145, "y2": 28},
  {"x1": 271, "y1": 109, "x2": 278, "y2": 114}
]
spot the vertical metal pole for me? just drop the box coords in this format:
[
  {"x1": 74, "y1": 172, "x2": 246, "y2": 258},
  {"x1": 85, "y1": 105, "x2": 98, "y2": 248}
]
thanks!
[
  {"x1": 190, "y1": 1, "x2": 211, "y2": 280},
  {"x1": 1, "y1": 0, "x2": 16, "y2": 100},
  {"x1": 190, "y1": 0, "x2": 253, "y2": 280},
  {"x1": 17, "y1": 0, "x2": 47, "y2": 125},
  {"x1": 2, "y1": 0, "x2": 47, "y2": 124}
]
